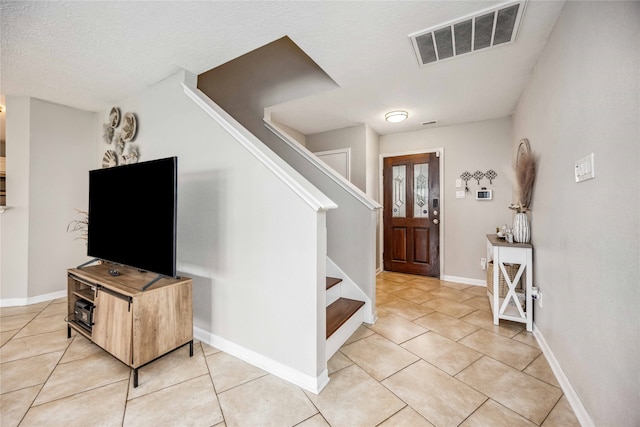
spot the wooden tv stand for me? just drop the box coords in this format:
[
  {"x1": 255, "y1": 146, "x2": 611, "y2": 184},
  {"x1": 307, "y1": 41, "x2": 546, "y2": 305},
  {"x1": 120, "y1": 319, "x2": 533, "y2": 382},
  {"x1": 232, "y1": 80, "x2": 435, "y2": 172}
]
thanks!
[{"x1": 67, "y1": 262, "x2": 193, "y2": 387}]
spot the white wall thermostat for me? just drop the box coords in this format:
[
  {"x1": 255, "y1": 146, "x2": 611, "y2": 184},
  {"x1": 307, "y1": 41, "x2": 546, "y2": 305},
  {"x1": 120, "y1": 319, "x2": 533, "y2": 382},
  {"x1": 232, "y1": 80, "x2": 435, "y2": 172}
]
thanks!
[{"x1": 476, "y1": 189, "x2": 492, "y2": 200}]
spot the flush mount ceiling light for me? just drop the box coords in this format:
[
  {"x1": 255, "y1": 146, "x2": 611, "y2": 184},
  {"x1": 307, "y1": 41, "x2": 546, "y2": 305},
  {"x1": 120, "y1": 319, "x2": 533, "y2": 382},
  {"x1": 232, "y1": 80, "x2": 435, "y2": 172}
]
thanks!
[{"x1": 385, "y1": 110, "x2": 408, "y2": 123}]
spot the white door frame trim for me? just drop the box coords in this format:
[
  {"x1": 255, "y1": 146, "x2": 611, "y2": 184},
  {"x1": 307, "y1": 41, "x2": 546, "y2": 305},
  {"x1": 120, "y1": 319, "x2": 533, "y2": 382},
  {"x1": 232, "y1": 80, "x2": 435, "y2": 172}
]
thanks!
[
  {"x1": 313, "y1": 147, "x2": 351, "y2": 181},
  {"x1": 378, "y1": 148, "x2": 445, "y2": 278}
]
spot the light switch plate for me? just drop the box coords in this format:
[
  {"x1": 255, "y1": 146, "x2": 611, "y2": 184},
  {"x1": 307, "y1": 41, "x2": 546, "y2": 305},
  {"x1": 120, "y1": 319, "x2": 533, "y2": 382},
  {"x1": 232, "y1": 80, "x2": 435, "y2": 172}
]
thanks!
[
  {"x1": 456, "y1": 190, "x2": 466, "y2": 199},
  {"x1": 455, "y1": 179, "x2": 462, "y2": 188},
  {"x1": 575, "y1": 153, "x2": 595, "y2": 182}
]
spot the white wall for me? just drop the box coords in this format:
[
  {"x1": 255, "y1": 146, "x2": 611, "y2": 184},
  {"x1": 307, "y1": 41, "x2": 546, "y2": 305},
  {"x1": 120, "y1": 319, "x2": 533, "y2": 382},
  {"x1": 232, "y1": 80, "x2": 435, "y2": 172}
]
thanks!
[
  {"x1": 303, "y1": 123, "x2": 380, "y2": 201},
  {"x1": 380, "y1": 118, "x2": 513, "y2": 282},
  {"x1": 365, "y1": 126, "x2": 381, "y2": 270},
  {"x1": 97, "y1": 71, "x2": 328, "y2": 386},
  {"x1": 365, "y1": 125, "x2": 379, "y2": 202},
  {"x1": 1, "y1": 97, "x2": 95, "y2": 301},
  {"x1": 29, "y1": 99, "x2": 97, "y2": 296},
  {"x1": 0, "y1": 94, "x2": 6, "y2": 146},
  {"x1": 1, "y1": 97, "x2": 31, "y2": 300},
  {"x1": 306, "y1": 125, "x2": 367, "y2": 192},
  {"x1": 512, "y1": 2, "x2": 639, "y2": 426}
]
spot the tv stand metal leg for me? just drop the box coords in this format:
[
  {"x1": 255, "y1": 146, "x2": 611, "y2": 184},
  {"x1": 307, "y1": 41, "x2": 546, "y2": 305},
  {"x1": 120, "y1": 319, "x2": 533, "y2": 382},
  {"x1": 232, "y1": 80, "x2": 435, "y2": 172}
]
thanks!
[
  {"x1": 67, "y1": 325, "x2": 71, "y2": 339},
  {"x1": 133, "y1": 368, "x2": 139, "y2": 388},
  {"x1": 189, "y1": 340, "x2": 193, "y2": 357}
]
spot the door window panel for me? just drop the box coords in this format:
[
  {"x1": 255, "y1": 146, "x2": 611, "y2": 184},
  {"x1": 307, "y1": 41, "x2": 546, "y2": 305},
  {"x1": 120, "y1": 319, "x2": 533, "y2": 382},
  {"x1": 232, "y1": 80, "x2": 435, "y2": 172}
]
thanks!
[
  {"x1": 414, "y1": 163, "x2": 429, "y2": 218},
  {"x1": 392, "y1": 165, "x2": 406, "y2": 218}
]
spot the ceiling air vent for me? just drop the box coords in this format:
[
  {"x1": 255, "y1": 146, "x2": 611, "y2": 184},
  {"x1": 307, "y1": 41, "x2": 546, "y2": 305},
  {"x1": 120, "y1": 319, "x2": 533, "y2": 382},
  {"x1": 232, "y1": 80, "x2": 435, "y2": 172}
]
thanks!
[{"x1": 410, "y1": 1, "x2": 526, "y2": 66}]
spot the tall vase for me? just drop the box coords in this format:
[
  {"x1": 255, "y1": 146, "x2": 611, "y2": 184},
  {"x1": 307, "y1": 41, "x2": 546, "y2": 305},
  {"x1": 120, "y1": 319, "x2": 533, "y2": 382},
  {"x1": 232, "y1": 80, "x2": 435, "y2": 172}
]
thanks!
[{"x1": 513, "y1": 212, "x2": 530, "y2": 243}]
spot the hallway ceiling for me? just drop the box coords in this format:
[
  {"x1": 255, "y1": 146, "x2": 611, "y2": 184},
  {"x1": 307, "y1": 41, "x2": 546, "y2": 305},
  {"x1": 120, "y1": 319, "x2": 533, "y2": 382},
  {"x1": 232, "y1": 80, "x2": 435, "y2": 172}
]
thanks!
[{"x1": 0, "y1": 1, "x2": 564, "y2": 136}]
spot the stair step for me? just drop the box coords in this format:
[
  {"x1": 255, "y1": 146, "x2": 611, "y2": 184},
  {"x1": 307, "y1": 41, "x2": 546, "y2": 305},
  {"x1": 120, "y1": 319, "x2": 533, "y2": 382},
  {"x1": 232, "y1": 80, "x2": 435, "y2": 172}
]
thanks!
[
  {"x1": 326, "y1": 276, "x2": 342, "y2": 290},
  {"x1": 326, "y1": 297, "x2": 365, "y2": 339}
]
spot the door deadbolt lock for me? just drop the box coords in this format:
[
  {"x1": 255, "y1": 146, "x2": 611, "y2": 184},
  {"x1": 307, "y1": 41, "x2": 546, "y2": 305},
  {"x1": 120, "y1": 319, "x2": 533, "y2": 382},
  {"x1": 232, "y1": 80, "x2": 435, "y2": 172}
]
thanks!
[{"x1": 433, "y1": 210, "x2": 438, "y2": 216}]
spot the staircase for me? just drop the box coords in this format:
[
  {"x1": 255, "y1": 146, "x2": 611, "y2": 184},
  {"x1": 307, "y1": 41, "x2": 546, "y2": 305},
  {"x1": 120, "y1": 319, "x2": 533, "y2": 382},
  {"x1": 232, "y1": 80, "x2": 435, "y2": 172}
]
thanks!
[
  {"x1": 183, "y1": 79, "x2": 376, "y2": 392},
  {"x1": 325, "y1": 276, "x2": 365, "y2": 359}
]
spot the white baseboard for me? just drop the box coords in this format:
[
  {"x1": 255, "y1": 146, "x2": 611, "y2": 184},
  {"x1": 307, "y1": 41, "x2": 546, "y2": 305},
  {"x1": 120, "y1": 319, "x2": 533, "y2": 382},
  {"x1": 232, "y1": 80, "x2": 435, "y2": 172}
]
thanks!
[
  {"x1": 193, "y1": 326, "x2": 330, "y2": 395},
  {"x1": 0, "y1": 290, "x2": 67, "y2": 307},
  {"x1": 376, "y1": 271, "x2": 485, "y2": 287},
  {"x1": 442, "y1": 275, "x2": 486, "y2": 287},
  {"x1": 533, "y1": 324, "x2": 594, "y2": 427}
]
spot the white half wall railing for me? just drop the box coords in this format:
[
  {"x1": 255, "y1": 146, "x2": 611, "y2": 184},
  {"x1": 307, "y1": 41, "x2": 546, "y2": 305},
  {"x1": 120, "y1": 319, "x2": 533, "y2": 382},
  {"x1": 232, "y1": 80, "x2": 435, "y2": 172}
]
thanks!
[
  {"x1": 187, "y1": 78, "x2": 380, "y2": 324},
  {"x1": 264, "y1": 119, "x2": 381, "y2": 321},
  {"x1": 182, "y1": 82, "x2": 336, "y2": 393}
]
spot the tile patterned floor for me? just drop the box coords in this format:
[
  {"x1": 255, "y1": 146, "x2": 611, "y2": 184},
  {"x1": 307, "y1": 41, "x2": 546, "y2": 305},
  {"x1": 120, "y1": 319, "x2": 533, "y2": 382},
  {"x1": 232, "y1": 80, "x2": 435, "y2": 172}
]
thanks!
[{"x1": 0, "y1": 272, "x2": 580, "y2": 427}]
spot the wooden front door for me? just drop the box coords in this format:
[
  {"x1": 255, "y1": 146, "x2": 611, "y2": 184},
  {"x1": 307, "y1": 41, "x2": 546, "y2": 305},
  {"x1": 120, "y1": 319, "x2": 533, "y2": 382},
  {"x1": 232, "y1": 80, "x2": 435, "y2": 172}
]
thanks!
[{"x1": 383, "y1": 152, "x2": 440, "y2": 277}]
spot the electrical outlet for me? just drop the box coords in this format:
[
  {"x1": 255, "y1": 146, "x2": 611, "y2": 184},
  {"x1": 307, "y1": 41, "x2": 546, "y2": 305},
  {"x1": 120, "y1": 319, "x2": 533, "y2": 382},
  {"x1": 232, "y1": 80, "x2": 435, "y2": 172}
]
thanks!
[
  {"x1": 480, "y1": 258, "x2": 487, "y2": 270},
  {"x1": 532, "y1": 287, "x2": 542, "y2": 307}
]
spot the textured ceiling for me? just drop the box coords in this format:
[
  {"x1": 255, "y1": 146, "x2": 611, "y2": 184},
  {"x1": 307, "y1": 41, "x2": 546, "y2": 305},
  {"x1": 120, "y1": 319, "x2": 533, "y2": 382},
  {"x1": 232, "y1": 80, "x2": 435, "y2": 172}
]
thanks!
[{"x1": 0, "y1": 1, "x2": 564, "y2": 136}]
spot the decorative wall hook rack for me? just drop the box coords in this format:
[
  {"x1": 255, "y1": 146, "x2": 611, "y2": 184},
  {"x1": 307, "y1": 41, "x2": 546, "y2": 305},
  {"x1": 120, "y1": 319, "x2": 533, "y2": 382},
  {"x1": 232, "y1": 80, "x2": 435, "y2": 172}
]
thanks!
[
  {"x1": 485, "y1": 169, "x2": 497, "y2": 184},
  {"x1": 460, "y1": 171, "x2": 472, "y2": 192},
  {"x1": 473, "y1": 170, "x2": 485, "y2": 185}
]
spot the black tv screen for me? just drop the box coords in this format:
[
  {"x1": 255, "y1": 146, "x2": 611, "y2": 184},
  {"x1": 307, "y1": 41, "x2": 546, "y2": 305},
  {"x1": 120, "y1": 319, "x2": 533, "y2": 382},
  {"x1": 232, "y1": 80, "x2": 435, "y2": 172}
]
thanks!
[{"x1": 87, "y1": 157, "x2": 177, "y2": 277}]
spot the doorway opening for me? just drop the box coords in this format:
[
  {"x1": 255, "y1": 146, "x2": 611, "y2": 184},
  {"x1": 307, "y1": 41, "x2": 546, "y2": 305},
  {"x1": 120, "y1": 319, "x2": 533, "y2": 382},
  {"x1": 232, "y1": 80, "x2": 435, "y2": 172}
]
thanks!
[{"x1": 380, "y1": 149, "x2": 443, "y2": 277}]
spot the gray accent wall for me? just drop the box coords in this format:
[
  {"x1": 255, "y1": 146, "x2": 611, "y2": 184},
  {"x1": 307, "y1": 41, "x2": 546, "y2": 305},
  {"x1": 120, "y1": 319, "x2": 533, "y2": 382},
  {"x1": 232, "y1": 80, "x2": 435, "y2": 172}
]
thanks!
[{"x1": 512, "y1": 2, "x2": 639, "y2": 425}]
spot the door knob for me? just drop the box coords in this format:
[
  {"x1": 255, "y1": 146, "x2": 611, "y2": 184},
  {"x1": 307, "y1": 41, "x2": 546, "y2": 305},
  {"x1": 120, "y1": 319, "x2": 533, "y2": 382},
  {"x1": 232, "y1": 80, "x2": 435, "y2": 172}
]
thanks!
[{"x1": 433, "y1": 219, "x2": 439, "y2": 224}]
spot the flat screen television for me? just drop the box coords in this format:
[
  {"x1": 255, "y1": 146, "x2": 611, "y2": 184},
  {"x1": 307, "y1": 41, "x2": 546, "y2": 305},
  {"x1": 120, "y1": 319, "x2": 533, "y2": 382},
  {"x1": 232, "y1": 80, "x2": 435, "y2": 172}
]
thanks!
[{"x1": 87, "y1": 156, "x2": 178, "y2": 278}]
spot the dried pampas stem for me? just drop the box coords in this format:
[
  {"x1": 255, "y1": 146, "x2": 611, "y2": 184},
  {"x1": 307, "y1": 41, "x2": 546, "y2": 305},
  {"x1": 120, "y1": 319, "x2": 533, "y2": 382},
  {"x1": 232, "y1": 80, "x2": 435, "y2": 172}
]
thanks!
[{"x1": 517, "y1": 153, "x2": 536, "y2": 209}]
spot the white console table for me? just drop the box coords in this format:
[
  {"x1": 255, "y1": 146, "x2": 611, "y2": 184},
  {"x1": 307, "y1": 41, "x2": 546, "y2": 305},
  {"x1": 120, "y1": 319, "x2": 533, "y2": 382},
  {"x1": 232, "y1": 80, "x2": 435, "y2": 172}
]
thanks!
[{"x1": 486, "y1": 234, "x2": 533, "y2": 332}]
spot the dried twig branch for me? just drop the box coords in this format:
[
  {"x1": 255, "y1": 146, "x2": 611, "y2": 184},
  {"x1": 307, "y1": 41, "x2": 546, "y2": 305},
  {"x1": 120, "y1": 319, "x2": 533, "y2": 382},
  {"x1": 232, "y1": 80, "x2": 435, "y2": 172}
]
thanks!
[{"x1": 67, "y1": 209, "x2": 88, "y2": 242}]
